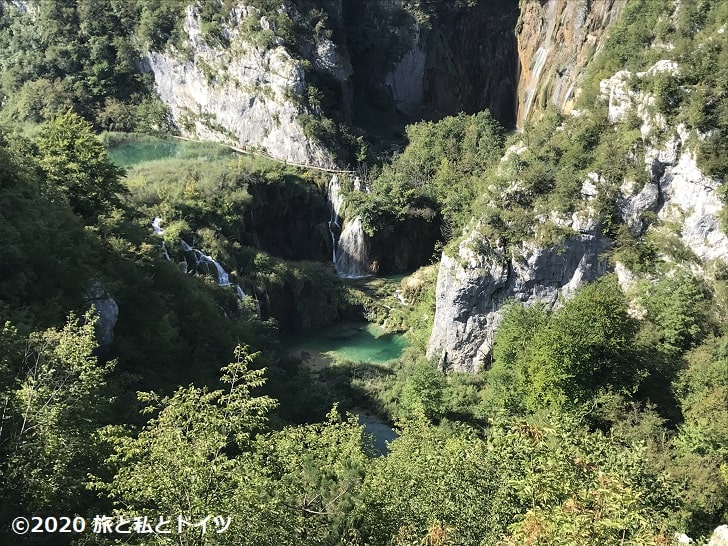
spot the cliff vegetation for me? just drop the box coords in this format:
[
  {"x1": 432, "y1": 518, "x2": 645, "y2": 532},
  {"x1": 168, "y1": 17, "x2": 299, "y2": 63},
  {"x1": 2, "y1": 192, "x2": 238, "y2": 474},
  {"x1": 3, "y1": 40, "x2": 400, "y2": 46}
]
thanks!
[{"x1": 1, "y1": 1, "x2": 728, "y2": 545}]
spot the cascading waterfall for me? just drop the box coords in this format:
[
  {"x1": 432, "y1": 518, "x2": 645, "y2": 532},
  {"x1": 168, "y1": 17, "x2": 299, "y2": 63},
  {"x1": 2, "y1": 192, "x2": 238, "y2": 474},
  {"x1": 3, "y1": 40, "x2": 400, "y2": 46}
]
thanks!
[
  {"x1": 151, "y1": 218, "x2": 246, "y2": 298},
  {"x1": 335, "y1": 217, "x2": 370, "y2": 278},
  {"x1": 152, "y1": 218, "x2": 172, "y2": 262},
  {"x1": 161, "y1": 241, "x2": 172, "y2": 262},
  {"x1": 180, "y1": 240, "x2": 232, "y2": 287},
  {"x1": 328, "y1": 175, "x2": 344, "y2": 263},
  {"x1": 521, "y1": 46, "x2": 550, "y2": 124},
  {"x1": 152, "y1": 217, "x2": 164, "y2": 235},
  {"x1": 326, "y1": 175, "x2": 371, "y2": 278}
]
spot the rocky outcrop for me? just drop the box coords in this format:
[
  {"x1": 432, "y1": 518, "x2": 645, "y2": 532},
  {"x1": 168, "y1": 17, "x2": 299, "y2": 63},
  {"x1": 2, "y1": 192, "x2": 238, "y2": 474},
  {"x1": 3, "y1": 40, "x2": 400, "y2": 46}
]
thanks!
[
  {"x1": 385, "y1": 28, "x2": 426, "y2": 119},
  {"x1": 141, "y1": 4, "x2": 339, "y2": 168},
  {"x1": 421, "y1": 0, "x2": 519, "y2": 125},
  {"x1": 86, "y1": 282, "x2": 119, "y2": 353},
  {"x1": 343, "y1": 0, "x2": 518, "y2": 127},
  {"x1": 368, "y1": 210, "x2": 441, "y2": 275},
  {"x1": 428, "y1": 57, "x2": 728, "y2": 373},
  {"x1": 517, "y1": 0, "x2": 626, "y2": 126},
  {"x1": 605, "y1": 61, "x2": 728, "y2": 262},
  {"x1": 427, "y1": 211, "x2": 610, "y2": 373},
  {"x1": 708, "y1": 526, "x2": 728, "y2": 546}
]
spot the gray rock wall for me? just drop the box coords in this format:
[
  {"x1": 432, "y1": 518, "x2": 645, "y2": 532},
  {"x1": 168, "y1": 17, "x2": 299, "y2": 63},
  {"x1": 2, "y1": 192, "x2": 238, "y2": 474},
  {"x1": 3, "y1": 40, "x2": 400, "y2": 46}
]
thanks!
[
  {"x1": 142, "y1": 4, "x2": 338, "y2": 168},
  {"x1": 427, "y1": 59, "x2": 728, "y2": 373},
  {"x1": 427, "y1": 216, "x2": 610, "y2": 373}
]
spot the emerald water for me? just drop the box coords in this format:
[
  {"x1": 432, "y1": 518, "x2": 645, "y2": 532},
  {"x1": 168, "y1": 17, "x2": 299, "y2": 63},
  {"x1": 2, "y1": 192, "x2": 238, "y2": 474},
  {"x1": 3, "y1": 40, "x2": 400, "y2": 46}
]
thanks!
[
  {"x1": 106, "y1": 136, "x2": 234, "y2": 167},
  {"x1": 288, "y1": 322, "x2": 407, "y2": 365}
]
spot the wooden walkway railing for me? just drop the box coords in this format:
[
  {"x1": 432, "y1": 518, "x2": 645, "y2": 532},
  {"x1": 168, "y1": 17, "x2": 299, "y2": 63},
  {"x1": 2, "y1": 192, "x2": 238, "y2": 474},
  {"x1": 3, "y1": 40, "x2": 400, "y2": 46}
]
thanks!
[{"x1": 173, "y1": 135, "x2": 356, "y2": 174}]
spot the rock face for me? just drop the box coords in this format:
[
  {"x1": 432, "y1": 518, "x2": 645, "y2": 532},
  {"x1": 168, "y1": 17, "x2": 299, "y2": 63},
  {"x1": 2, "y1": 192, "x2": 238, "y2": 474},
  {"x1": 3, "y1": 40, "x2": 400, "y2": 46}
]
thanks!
[
  {"x1": 427, "y1": 214, "x2": 610, "y2": 373},
  {"x1": 384, "y1": 28, "x2": 426, "y2": 119},
  {"x1": 86, "y1": 282, "x2": 119, "y2": 353},
  {"x1": 604, "y1": 61, "x2": 728, "y2": 262},
  {"x1": 343, "y1": 0, "x2": 519, "y2": 127},
  {"x1": 516, "y1": 0, "x2": 626, "y2": 126},
  {"x1": 139, "y1": 0, "x2": 618, "y2": 160},
  {"x1": 428, "y1": 56, "x2": 728, "y2": 373},
  {"x1": 708, "y1": 526, "x2": 728, "y2": 546},
  {"x1": 141, "y1": 5, "x2": 339, "y2": 168},
  {"x1": 420, "y1": 0, "x2": 519, "y2": 125},
  {"x1": 368, "y1": 211, "x2": 441, "y2": 275}
]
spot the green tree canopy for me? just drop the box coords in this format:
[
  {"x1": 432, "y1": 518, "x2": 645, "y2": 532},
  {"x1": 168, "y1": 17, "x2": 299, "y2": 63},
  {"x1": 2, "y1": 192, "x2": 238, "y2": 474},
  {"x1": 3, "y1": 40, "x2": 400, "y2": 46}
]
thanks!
[
  {"x1": 37, "y1": 111, "x2": 126, "y2": 224},
  {"x1": 488, "y1": 277, "x2": 642, "y2": 414}
]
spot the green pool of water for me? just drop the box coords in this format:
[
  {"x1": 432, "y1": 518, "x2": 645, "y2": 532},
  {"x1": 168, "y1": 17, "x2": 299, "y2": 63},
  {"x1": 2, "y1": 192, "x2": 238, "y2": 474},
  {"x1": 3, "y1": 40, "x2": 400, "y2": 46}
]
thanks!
[
  {"x1": 287, "y1": 322, "x2": 408, "y2": 364},
  {"x1": 106, "y1": 136, "x2": 234, "y2": 167}
]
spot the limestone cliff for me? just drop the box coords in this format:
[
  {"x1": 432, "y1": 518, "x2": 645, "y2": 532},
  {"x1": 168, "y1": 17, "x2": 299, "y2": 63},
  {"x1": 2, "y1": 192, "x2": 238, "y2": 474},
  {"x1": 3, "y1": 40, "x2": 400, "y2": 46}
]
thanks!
[
  {"x1": 516, "y1": 0, "x2": 626, "y2": 126},
  {"x1": 603, "y1": 62, "x2": 728, "y2": 264},
  {"x1": 141, "y1": 4, "x2": 344, "y2": 168},
  {"x1": 427, "y1": 58, "x2": 728, "y2": 373},
  {"x1": 426, "y1": 182, "x2": 610, "y2": 373},
  {"x1": 343, "y1": 0, "x2": 519, "y2": 127}
]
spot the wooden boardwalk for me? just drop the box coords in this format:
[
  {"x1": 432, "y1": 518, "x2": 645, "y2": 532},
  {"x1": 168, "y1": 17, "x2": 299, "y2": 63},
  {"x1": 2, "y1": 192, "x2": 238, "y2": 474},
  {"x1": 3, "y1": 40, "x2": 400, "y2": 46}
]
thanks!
[{"x1": 172, "y1": 135, "x2": 356, "y2": 174}]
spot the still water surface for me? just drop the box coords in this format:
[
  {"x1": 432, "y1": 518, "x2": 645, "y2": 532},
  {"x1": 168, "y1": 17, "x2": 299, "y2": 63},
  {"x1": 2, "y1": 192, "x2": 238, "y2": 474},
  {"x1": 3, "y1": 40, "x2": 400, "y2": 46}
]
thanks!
[
  {"x1": 107, "y1": 137, "x2": 234, "y2": 167},
  {"x1": 287, "y1": 322, "x2": 407, "y2": 364}
]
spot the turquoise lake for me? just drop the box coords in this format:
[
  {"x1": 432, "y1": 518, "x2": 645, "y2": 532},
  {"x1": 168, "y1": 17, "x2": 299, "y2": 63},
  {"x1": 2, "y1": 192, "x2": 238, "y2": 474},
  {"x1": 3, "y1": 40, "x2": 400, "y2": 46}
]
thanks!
[
  {"x1": 106, "y1": 136, "x2": 235, "y2": 167},
  {"x1": 287, "y1": 322, "x2": 408, "y2": 365}
]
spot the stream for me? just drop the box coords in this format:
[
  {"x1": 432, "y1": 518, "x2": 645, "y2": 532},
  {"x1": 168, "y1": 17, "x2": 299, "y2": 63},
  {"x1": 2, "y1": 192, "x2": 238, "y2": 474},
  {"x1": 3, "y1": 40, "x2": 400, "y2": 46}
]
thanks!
[{"x1": 285, "y1": 322, "x2": 406, "y2": 453}]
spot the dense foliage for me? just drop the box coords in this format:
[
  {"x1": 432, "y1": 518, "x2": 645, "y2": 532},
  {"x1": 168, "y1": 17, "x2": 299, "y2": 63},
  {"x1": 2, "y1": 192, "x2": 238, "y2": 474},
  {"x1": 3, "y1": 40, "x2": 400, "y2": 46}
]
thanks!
[{"x1": 1, "y1": 0, "x2": 728, "y2": 544}]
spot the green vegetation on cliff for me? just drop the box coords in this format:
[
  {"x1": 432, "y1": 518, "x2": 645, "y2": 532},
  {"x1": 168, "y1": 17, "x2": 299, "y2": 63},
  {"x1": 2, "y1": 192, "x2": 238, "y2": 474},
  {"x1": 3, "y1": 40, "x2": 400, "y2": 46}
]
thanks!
[{"x1": 1, "y1": 0, "x2": 728, "y2": 544}]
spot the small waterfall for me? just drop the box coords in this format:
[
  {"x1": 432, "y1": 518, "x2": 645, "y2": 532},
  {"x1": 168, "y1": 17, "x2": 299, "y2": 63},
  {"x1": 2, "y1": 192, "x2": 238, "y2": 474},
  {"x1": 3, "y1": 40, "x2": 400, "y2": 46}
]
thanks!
[
  {"x1": 328, "y1": 174, "x2": 344, "y2": 263},
  {"x1": 326, "y1": 175, "x2": 371, "y2": 278},
  {"x1": 180, "y1": 239, "x2": 247, "y2": 298},
  {"x1": 152, "y1": 217, "x2": 165, "y2": 235},
  {"x1": 180, "y1": 240, "x2": 232, "y2": 286},
  {"x1": 161, "y1": 241, "x2": 172, "y2": 262},
  {"x1": 147, "y1": 222, "x2": 246, "y2": 299},
  {"x1": 151, "y1": 218, "x2": 172, "y2": 262}
]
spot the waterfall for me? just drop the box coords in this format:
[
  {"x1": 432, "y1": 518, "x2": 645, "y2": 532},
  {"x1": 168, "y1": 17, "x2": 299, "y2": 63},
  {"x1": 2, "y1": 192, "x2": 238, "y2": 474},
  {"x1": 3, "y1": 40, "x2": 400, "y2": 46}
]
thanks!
[
  {"x1": 326, "y1": 175, "x2": 371, "y2": 278},
  {"x1": 152, "y1": 218, "x2": 171, "y2": 261},
  {"x1": 521, "y1": 46, "x2": 550, "y2": 125},
  {"x1": 180, "y1": 239, "x2": 247, "y2": 298},
  {"x1": 152, "y1": 217, "x2": 165, "y2": 235},
  {"x1": 150, "y1": 218, "x2": 246, "y2": 299},
  {"x1": 161, "y1": 241, "x2": 172, "y2": 262},
  {"x1": 180, "y1": 240, "x2": 231, "y2": 285},
  {"x1": 335, "y1": 217, "x2": 370, "y2": 278},
  {"x1": 328, "y1": 175, "x2": 344, "y2": 263}
]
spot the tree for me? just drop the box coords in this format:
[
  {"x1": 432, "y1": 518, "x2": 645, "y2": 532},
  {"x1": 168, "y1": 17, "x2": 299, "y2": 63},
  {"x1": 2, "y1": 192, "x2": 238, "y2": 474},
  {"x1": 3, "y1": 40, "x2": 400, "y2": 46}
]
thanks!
[
  {"x1": 97, "y1": 345, "x2": 277, "y2": 546},
  {"x1": 485, "y1": 302, "x2": 550, "y2": 416},
  {"x1": 0, "y1": 312, "x2": 115, "y2": 527},
  {"x1": 256, "y1": 408, "x2": 372, "y2": 544},
  {"x1": 399, "y1": 361, "x2": 446, "y2": 420},
  {"x1": 639, "y1": 272, "x2": 709, "y2": 357},
  {"x1": 513, "y1": 277, "x2": 642, "y2": 412},
  {"x1": 0, "y1": 132, "x2": 95, "y2": 323},
  {"x1": 37, "y1": 111, "x2": 127, "y2": 224},
  {"x1": 674, "y1": 336, "x2": 728, "y2": 459},
  {"x1": 355, "y1": 415, "x2": 500, "y2": 546},
  {"x1": 498, "y1": 417, "x2": 679, "y2": 546}
]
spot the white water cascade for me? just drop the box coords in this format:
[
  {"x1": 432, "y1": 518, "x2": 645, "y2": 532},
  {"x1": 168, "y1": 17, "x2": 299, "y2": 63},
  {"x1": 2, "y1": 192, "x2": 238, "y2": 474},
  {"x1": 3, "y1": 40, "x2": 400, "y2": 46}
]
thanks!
[
  {"x1": 327, "y1": 175, "x2": 371, "y2": 278},
  {"x1": 180, "y1": 240, "x2": 230, "y2": 286},
  {"x1": 521, "y1": 46, "x2": 550, "y2": 124},
  {"x1": 328, "y1": 175, "x2": 344, "y2": 263},
  {"x1": 151, "y1": 218, "x2": 246, "y2": 299},
  {"x1": 180, "y1": 240, "x2": 247, "y2": 298}
]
